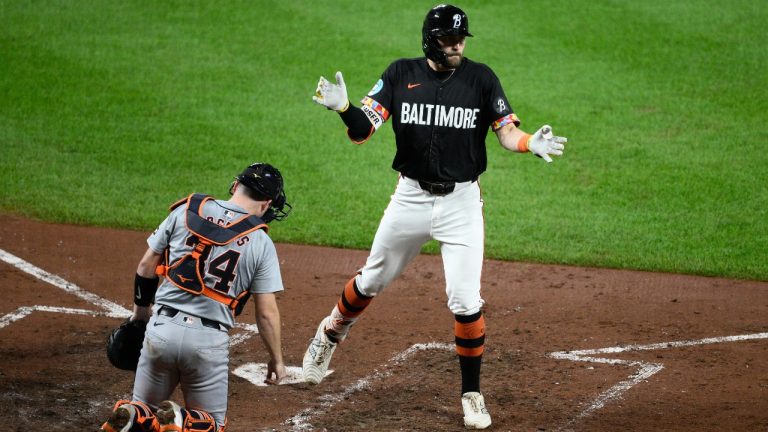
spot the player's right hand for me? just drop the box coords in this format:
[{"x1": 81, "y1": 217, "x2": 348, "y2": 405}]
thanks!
[
  {"x1": 528, "y1": 124, "x2": 567, "y2": 163},
  {"x1": 264, "y1": 358, "x2": 287, "y2": 385},
  {"x1": 313, "y1": 71, "x2": 349, "y2": 112}
]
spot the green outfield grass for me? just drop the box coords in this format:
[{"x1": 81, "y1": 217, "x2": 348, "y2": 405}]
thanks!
[{"x1": 1, "y1": 1, "x2": 766, "y2": 280}]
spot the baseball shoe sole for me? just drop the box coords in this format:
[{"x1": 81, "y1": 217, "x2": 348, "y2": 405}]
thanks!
[
  {"x1": 156, "y1": 400, "x2": 183, "y2": 431},
  {"x1": 101, "y1": 403, "x2": 135, "y2": 432},
  {"x1": 462, "y1": 391, "x2": 492, "y2": 429},
  {"x1": 302, "y1": 316, "x2": 337, "y2": 384}
]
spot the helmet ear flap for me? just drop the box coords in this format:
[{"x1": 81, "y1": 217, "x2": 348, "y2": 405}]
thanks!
[{"x1": 423, "y1": 29, "x2": 447, "y2": 66}]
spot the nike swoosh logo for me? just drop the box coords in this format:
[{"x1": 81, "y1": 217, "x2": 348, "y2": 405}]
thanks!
[
  {"x1": 178, "y1": 275, "x2": 193, "y2": 283},
  {"x1": 407, "y1": 83, "x2": 421, "y2": 89},
  {"x1": 154, "y1": 322, "x2": 164, "y2": 327}
]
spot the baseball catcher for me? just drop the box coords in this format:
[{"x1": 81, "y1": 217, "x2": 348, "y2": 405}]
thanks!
[{"x1": 102, "y1": 162, "x2": 291, "y2": 432}]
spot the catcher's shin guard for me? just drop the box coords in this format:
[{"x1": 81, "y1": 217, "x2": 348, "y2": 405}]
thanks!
[
  {"x1": 327, "y1": 277, "x2": 373, "y2": 342},
  {"x1": 157, "y1": 400, "x2": 222, "y2": 432},
  {"x1": 101, "y1": 400, "x2": 158, "y2": 432},
  {"x1": 455, "y1": 312, "x2": 486, "y2": 394}
]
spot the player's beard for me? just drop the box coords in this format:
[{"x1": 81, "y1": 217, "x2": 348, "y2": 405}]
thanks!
[{"x1": 444, "y1": 53, "x2": 463, "y2": 69}]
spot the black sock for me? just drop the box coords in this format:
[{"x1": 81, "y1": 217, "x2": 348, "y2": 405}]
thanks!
[{"x1": 459, "y1": 354, "x2": 482, "y2": 394}]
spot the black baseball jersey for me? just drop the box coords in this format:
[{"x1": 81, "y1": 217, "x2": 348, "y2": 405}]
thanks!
[{"x1": 361, "y1": 57, "x2": 520, "y2": 182}]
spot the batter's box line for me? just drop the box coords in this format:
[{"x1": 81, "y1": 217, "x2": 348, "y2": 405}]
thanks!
[
  {"x1": 548, "y1": 332, "x2": 768, "y2": 431},
  {"x1": 284, "y1": 342, "x2": 453, "y2": 431},
  {"x1": 0, "y1": 305, "x2": 107, "y2": 329},
  {"x1": 0, "y1": 248, "x2": 260, "y2": 344},
  {"x1": 0, "y1": 305, "x2": 259, "y2": 344},
  {"x1": 0, "y1": 248, "x2": 128, "y2": 318}
]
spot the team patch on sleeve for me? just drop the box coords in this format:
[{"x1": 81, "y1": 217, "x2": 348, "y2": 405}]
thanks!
[
  {"x1": 361, "y1": 96, "x2": 390, "y2": 129},
  {"x1": 368, "y1": 79, "x2": 384, "y2": 96},
  {"x1": 491, "y1": 113, "x2": 520, "y2": 131}
]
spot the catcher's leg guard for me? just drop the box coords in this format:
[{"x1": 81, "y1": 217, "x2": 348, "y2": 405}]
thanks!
[
  {"x1": 157, "y1": 400, "x2": 219, "y2": 432},
  {"x1": 455, "y1": 311, "x2": 485, "y2": 394},
  {"x1": 101, "y1": 400, "x2": 159, "y2": 432}
]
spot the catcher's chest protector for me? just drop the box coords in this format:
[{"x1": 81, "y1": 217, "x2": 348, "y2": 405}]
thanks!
[{"x1": 157, "y1": 194, "x2": 268, "y2": 315}]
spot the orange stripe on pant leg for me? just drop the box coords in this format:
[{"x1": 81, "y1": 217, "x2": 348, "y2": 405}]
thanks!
[
  {"x1": 337, "y1": 278, "x2": 372, "y2": 317},
  {"x1": 455, "y1": 315, "x2": 485, "y2": 357}
]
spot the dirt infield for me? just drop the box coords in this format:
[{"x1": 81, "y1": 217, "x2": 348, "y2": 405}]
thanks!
[{"x1": 1, "y1": 214, "x2": 766, "y2": 431}]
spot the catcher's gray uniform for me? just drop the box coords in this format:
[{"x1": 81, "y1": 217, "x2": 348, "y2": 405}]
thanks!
[{"x1": 132, "y1": 197, "x2": 283, "y2": 426}]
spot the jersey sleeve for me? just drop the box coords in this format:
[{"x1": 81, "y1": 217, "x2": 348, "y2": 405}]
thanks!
[
  {"x1": 359, "y1": 62, "x2": 397, "y2": 131},
  {"x1": 248, "y1": 233, "x2": 284, "y2": 294},
  {"x1": 484, "y1": 68, "x2": 521, "y2": 131},
  {"x1": 146, "y1": 207, "x2": 183, "y2": 254}
]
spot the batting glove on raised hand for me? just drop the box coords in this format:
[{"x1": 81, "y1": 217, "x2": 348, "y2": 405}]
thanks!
[
  {"x1": 313, "y1": 71, "x2": 349, "y2": 112},
  {"x1": 527, "y1": 124, "x2": 567, "y2": 163}
]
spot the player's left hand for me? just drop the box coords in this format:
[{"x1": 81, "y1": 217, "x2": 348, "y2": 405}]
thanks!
[
  {"x1": 313, "y1": 71, "x2": 349, "y2": 112},
  {"x1": 264, "y1": 359, "x2": 287, "y2": 385},
  {"x1": 528, "y1": 125, "x2": 567, "y2": 163}
]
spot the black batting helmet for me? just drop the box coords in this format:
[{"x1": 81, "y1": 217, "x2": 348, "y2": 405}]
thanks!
[
  {"x1": 422, "y1": 4, "x2": 473, "y2": 67},
  {"x1": 235, "y1": 162, "x2": 291, "y2": 222}
]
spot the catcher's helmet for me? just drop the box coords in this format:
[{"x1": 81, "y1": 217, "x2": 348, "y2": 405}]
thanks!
[
  {"x1": 235, "y1": 162, "x2": 291, "y2": 222},
  {"x1": 422, "y1": 4, "x2": 473, "y2": 67}
]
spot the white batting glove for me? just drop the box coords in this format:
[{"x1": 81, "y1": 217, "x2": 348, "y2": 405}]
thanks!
[
  {"x1": 312, "y1": 71, "x2": 349, "y2": 112},
  {"x1": 527, "y1": 124, "x2": 567, "y2": 163}
]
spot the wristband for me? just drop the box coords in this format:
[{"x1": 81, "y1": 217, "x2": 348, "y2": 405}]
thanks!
[
  {"x1": 337, "y1": 100, "x2": 350, "y2": 113},
  {"x1": 134, "y1": 274, "x2": 159, "y2": 307},
  {"x1": 517, "y1": 133, "x2": 531, "y2": 153}
]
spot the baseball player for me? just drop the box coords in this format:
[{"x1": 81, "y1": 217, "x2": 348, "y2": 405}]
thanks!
[
  {"x1": 303, "y1": 4, "x2": 567, "y2": 430},
  {"x1": 101, "y1": 162, "x2": 291, "y2": 432}
]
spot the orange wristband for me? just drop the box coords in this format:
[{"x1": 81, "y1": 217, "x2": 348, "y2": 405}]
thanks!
[{"x1": 517, "y1": 134, "x2": 531, "y2": 152}]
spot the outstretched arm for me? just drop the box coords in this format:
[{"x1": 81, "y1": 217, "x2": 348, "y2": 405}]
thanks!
[
  {"x1": 496, "y1": 122, "x2": 568, "y2": 163},
  {"x1": 254, "y1": 292, "x2": 286, "y2": 385}
]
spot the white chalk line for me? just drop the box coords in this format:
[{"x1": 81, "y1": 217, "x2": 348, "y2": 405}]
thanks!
[
  {"x1": 283, "y1": 342, "x2": 453, "y2": 431},
  {"x1": 230, "y1": 323, "x2": 260, "y2": 346},
  {"x1": 0, "y1": 247, "x2": 261, "y2": 347},
  {"x1": 548, "y1": 332, "x2": 768, "y2": 430},
  {"x1": 0, "y1": 305, "x2": 107, "y2": 329},
  {"x1": 0, "y1": 248, "x2": 129, "y2": 318}
]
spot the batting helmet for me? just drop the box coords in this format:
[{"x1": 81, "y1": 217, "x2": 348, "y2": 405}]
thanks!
[
  {"x1": 106, "y1": 319, "x2": 146, "y2": 371},
  {"x1": 422, "y1": 4, "x2": 473, "y2": 67},
  {"x1": 235, "y1": 162, "x2": 291, "y2": 222}
]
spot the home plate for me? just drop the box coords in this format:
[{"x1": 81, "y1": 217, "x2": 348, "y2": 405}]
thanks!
[{"x1": 233, "y1": 362, "x2": 333, "y2": 386}]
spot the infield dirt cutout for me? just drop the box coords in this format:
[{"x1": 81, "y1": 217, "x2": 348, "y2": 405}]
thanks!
[{"x1": 1, "y1": 214, "x2": 766, "y2": 431}]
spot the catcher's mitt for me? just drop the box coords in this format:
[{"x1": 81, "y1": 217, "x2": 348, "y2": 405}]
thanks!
[{"x1": 106, "y1": 319, "x2": 147, "y2": 371}]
